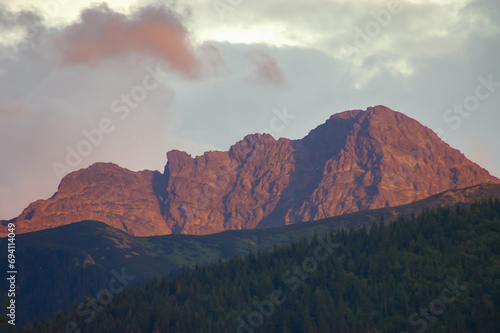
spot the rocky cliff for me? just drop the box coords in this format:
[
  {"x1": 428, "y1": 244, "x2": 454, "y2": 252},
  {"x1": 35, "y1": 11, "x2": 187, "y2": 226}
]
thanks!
[
  {"x1": 5, "y1": 105, "x2": 499, "y2": 236},
  {"x1": 10, "y1": 163, "x2": 169, "y2": 236}
]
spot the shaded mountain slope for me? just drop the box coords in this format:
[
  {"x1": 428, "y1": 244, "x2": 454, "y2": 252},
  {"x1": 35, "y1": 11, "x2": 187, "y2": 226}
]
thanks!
[
  {"x1": 2, "y1": 183, "x2": 499, "y2": 325},
  {"x1": 19, "y1": 199, "x2": 500, "y2": 333}
]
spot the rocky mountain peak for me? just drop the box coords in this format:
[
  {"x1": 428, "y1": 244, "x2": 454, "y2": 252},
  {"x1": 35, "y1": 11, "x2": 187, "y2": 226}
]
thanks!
[{"x1": 5, "y1": 106, "x2": 499, "y2": 236}]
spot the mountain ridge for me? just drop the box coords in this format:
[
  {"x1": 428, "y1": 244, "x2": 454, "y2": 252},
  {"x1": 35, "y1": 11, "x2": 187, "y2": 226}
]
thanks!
[{"x1": 3, "y1": 105, "x2": 499, "y2": 236}]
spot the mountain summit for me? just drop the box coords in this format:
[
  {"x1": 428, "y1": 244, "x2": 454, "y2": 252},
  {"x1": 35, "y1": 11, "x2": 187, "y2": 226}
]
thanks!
[{"x1": 7, "y1": 106, "x2": 499, "y2": 236}]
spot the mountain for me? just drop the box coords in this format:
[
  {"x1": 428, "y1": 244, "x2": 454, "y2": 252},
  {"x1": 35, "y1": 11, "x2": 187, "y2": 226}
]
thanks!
[
  {"x1": 7, "y1": 164, "x2": 168, "y2": 236},
  {"x1": 3, "y1": 105, "x2": 499, "y2": 236},
  {"x1": 3, "y1": 183, "x2": 500, "y2": 326}
]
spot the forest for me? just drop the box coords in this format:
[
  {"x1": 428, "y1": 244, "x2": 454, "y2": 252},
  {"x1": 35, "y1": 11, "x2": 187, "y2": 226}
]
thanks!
[{"x1": 18, "y1": 199, "x2": 500, "y2": 332}]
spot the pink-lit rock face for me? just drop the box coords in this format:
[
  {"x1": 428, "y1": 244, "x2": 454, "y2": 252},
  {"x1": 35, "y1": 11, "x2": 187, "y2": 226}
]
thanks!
[
  {"x1": 7, "y1": 106, "x2": 499, "y2": 236},
  {"x1": 12, "y1": 163, "x2": 169, "y2": 237}
]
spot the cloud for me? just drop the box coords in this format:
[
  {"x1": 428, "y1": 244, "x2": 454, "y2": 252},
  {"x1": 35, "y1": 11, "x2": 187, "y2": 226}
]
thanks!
[
  {"x1": 190, "y1": 0, "x2": 499, "y2": 84},
  {"x1": 246, "y1": 50, "x2": 286, "y2": 86},
  {"x1": 0, "y1": 4, "x2": 43, "y2": 32},
  {"x1": 0, "y1": 0, "x2": 499, "y2": 220},
  {"x1": 51, "y1": 4, "x2": 200, "y2": 77},
  {"x1": 0, "y1": 4, "x2": 45, "y2": 56},
  {"x1": 199, "y1": 43, "x2": 231, "y2": 78},
  {"x1": 0, "y1": 103, "x2": 31, "y2": 120},
  {"x1": 0, "y1": 4, "x2": 213, "y2": 220}
]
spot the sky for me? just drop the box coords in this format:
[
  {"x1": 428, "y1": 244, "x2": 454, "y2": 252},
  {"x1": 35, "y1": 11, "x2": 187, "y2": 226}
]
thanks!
[{"x1": 0, "y1": 0, "x2": 499, "y2": 220}]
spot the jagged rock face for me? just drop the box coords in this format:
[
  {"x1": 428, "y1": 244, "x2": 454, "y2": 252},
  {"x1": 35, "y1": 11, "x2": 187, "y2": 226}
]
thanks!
[
  {"x1": 162, "y1": 135, "x2": 296, "y2": 234},
  {"x1": 12, "y1": 163, "x2": 169, "y2": 236},
  {"x1": 6, "y1": 106, "x2": 499, "y2": 236},
  {"x1": 163, "y1": 106, "x2": 499, "y2": 232}
]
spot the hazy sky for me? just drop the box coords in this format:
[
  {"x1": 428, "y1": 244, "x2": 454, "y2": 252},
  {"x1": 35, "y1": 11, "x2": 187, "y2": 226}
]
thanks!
[{"x1": 0, "y1": 0, "x2": 499, "y2": 219}]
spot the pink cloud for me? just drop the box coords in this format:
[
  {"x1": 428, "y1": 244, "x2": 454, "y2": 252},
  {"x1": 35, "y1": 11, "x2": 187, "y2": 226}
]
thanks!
[
  {"x1": 200, "y1": 43, "x2": 231, "y2": 78},
  {"x1": 0, "y1": 103, "x2": 31, "y2": 120},
  {"x1": 52, "y1": 4, "x2": 200, "y2": 77},
  {"x1": 247, "y1": 50, "x2": 286, "y2": 86}
]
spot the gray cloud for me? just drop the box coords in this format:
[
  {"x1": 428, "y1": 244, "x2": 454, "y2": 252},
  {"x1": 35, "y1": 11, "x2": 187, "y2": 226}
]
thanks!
[
  {"x1": 0, "y1": 4, "x2": 43, "y2": 31},
  {"x1": 245, "y1": 50, "x2": 287, "y2": 86},
  {"x1": 0, "y1": 4, "x2": 45, "y2": 56},
  {"x1": 0, "y1": 0, "x2": 499, "y2": 219}
]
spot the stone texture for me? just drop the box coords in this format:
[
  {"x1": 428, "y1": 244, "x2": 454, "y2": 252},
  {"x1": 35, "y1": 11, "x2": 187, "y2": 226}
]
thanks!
[{"x1": 10, "y1": 163, "x2": 169, "y2": 236}]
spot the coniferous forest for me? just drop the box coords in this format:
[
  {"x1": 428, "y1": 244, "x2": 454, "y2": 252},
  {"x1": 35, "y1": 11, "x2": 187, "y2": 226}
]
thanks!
[{"x1": 20, "y1": 200, "x2": 500, "y2": 332}]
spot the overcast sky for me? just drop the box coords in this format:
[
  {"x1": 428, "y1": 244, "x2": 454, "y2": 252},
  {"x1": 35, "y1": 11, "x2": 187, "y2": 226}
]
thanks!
[{"x1": 0, "y1": 0, "x2": 499, "y2": 219}]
